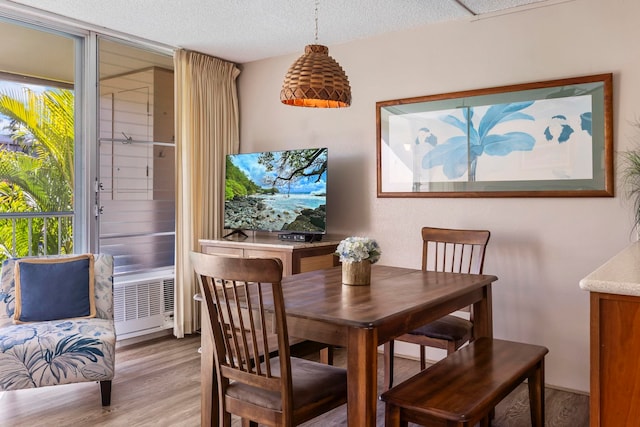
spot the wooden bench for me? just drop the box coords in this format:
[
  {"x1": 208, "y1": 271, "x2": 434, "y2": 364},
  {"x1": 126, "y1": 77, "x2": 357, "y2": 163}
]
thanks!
[{"x1": 380, "y1": 337, "x2": 548, "y2": 427}]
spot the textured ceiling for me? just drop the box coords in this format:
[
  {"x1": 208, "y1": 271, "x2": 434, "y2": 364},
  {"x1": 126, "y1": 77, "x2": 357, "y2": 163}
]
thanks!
[{"x1": 7, "y1": 0, "x2": 551, "y2": 63}]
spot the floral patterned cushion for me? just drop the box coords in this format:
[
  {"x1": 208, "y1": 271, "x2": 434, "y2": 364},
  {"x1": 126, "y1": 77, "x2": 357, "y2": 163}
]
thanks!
[
  {"x1": 0, "y1": 318, "x2": 115, "y2": 389},
  {"x1": 0, "y1": 254, "x2": 115, "y2": 392},
  {"x1": 93, "y1": 253, "x2": 114, "y2": 320},
  {"x1": 0, "y1": 258, "x2": 16, "y2": 329}
]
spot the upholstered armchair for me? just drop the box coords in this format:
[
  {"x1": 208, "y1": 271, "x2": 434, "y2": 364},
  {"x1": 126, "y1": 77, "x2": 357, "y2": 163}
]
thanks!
[{"x1": 0, "y1": 254, "x2": 116, "y2": 406}]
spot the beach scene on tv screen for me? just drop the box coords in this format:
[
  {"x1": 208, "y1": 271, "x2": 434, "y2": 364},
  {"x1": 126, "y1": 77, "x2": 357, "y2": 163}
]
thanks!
[{"x1": 224, "y1": 148, "x2": 327, "y2": 233}]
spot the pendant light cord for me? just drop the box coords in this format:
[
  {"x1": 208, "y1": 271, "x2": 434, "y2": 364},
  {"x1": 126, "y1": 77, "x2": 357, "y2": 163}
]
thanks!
[{"x1": 314, "y1": 0, "x2": 319, "y2": 43}]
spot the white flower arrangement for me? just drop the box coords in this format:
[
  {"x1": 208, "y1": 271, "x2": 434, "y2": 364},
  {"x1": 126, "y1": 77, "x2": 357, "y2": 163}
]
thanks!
[{"x1": 336, "y1": 237, "x2": 382, "y2": 264}]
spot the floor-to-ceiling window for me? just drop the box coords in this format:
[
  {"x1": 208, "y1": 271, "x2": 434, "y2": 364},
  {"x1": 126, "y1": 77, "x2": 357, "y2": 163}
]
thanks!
[
  {"x1": 0, "y1": 9, "x2": 176, "y2": 339},
  {"x1": 0, "y1": 17, "x2": 80, "y2": 260}
]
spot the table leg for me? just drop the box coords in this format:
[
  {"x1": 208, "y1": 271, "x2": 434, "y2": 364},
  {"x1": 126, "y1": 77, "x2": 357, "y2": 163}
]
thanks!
[
  {"x1": 347, "y1": 327, "x2": 378, "y2": 427},
  {"x1": 472, "y1": 284, "x2": 493, "y2": 339}
]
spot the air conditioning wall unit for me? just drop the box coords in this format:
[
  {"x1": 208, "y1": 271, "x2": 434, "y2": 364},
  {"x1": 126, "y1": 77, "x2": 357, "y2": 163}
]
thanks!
[{"x1": 113, "y1": 268, "x2": 175, "y2": 340}]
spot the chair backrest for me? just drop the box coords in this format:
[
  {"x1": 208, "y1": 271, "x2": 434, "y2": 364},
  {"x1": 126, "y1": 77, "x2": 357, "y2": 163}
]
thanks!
[
  {"x1": 190, "y1": 251, "x2": 295, "y2": 420},
  {"x1": 421, "y1": 227, "x2": 490, "y2": 275}
]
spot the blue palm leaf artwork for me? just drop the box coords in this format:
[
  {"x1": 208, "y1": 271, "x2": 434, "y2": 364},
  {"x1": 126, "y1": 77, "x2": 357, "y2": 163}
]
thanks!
[
  {"x1": 380, "y1": 78, "x2": 606, "y2": 194},
  {"x1": 422, "y1": 101, "x2": 536, "y2": 181},
  {"x1": 418, "y1": 96, "x2": 595, "y2": 182}
]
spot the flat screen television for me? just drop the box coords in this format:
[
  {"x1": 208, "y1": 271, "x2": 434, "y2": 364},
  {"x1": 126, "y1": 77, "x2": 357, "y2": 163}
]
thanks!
[{"x1": 224, "y1": 147, "x2": 328, "y2": 237}]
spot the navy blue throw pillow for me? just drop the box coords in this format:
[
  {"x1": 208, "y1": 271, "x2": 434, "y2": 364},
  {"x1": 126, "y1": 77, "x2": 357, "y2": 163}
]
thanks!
[{"x1": 13, "y1": 254, "x2": 95, "y2": 323}]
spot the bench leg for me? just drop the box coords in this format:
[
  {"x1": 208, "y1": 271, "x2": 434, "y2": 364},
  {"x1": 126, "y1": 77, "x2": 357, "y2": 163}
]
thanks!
[
  {"x1": 528, "y1": 359, "x2": 545, "y2": 427},
  {"x1": 320, "y1": 346, "x2": 334, "y2": 365},
  {"x1": 383, "y1": 340, "x2": 395, "y2": 390},
  {"x1": 100, "y1": 380, "x2": 112, "y2": 406}
]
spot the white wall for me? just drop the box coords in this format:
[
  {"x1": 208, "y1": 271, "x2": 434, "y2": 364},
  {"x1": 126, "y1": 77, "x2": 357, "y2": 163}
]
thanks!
[{"x1": 237, "y1": 0, "x2": 640, "y2": 393}]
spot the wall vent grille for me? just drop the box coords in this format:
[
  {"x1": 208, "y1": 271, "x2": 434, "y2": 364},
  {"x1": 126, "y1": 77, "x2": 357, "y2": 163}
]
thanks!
[{"x1": 163, "y1": 277, "x2": 174, "y2": 314}]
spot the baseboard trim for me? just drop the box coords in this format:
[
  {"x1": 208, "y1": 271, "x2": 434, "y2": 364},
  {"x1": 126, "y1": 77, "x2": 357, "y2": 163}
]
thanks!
[{"x1": 116, "y1": 329, "x2": 174, "y2": 349}]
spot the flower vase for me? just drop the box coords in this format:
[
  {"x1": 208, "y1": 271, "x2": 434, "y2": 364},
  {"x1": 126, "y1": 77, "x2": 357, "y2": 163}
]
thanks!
[{"x1": 342, "y1": 260, "x2": 371, "y2": 286}]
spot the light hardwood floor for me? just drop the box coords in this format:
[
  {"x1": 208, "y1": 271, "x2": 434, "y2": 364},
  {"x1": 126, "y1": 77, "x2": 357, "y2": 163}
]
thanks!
[{"x1": 0, "y1": 335, "x2": 589, "y2": 426}]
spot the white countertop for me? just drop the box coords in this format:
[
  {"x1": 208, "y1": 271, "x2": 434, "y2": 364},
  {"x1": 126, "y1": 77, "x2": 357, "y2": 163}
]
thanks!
[{"x1": 580, "y1": 241, "x2": 640, "y2": 296}]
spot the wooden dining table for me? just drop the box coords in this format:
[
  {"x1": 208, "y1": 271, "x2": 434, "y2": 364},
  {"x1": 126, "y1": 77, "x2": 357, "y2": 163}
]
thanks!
[{"x1": 199, "y1": 264, "x2": 498, "y2": 427}]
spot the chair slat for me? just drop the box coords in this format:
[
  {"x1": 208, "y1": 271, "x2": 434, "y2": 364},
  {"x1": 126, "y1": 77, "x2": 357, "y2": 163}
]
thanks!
[{"x1": 238, "y1": 281, "x2": 256, "y2": 373}]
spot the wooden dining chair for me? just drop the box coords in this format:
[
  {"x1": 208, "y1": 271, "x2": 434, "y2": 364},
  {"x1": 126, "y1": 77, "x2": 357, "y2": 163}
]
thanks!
[
  {"x1": 383, "y1": 226, "x2": 491, "y2": 390},
  {"x1": 190, "y1": 251, "x2": 348, "y2": 426}
]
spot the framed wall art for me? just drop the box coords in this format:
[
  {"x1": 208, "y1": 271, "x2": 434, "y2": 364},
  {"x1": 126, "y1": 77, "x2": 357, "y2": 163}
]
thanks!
[{"x1": 376, "y1": 73, "x2": 613, "y2": 198}]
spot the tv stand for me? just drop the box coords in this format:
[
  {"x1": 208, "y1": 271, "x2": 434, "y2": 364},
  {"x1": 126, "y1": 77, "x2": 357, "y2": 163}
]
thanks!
[
  {"x1": 223, "y1": 229, "x2": 248, "y2": 239},
  {"x1": 199, "y1": 235, "x2": 342, "y2": 276}
]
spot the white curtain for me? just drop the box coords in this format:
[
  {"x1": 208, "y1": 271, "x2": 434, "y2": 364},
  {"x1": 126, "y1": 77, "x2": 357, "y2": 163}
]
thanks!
[{"x1": 173, "y1": 49, "x2": 240, "y2": 337}]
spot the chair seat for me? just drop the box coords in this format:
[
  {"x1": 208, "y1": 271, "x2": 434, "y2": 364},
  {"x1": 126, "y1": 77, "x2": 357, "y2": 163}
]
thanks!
[
  {"x1": 226, "y1": 357, "x2": 347, "y2": 411},
  {"x1": 408, "y1": 314, "x2": 472, "y2": 342}
]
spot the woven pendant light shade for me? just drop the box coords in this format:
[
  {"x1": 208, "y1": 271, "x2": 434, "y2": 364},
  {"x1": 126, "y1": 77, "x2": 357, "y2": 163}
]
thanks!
[{"x1": 281, "y1": 44, "x2": 351, "y2": 108}]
